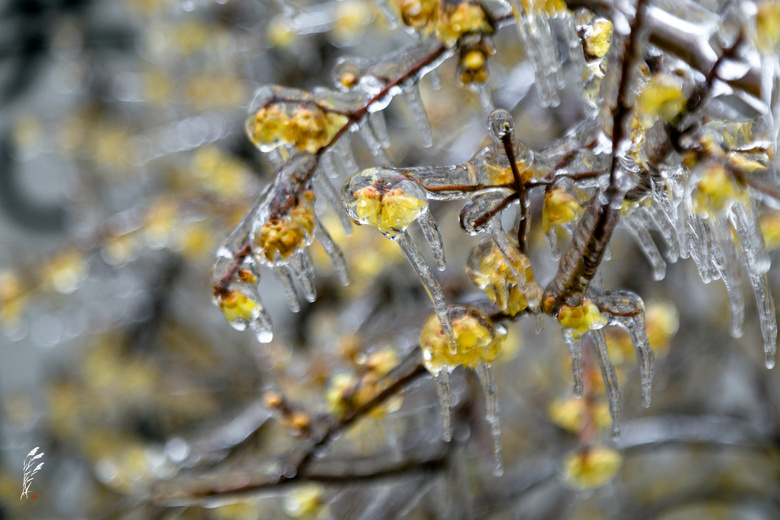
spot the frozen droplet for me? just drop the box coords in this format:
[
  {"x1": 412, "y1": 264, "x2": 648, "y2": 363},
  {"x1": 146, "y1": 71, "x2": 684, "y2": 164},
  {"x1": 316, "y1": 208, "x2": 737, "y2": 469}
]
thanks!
[
  {"x1": 488, "y1": 109, "x2": 515, "y2": 146},
  {"x1": 475, "y1": 363, "x2": 503, "y2": 476},
  {"x1": 315, "y1": 221, "x2": 350, "y2": 286},
  {"x1": 590, "y1": 330, "x2": 622, "y2": 439},
  {"x1": 397, "y1": 231, "x2": 457, "y2": 353},
  {"x1": 401, "y1": 82, "x2": 433, "y2": 147},
  {"x1": 433, "y1": 370, "x2": 453, "y2": 442},
  {"x1": 563, "y1": 329, "x2": 584, "y2": 398},
  {"x1": 418, "y1": 211, "x2": 446, "y2": 271}
]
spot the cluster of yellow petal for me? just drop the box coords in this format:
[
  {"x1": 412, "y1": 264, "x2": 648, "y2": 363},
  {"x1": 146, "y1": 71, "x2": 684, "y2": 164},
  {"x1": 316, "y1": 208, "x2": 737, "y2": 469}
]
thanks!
[
  {"x1": 256, "y1": 191, "x2": 317, "y2": 262},
  {"x1": 692, "y1": 163, "x2": 744, "y2": 216},
  {"x1": 543, "y1": 188, "x2": 583, "y2": 233},
  {"x1": 350, "y1": 185, "x2": 427, "y2": 237},
  {"x1": 326, "y1": 349, "x2": 402, "y2": 418},
  {"x1": 562, "y1": 446, "x2": 622, "y2": 489},
  {"x1": 636, "y1": 73, "x2": 687, "y2": 129},
  {"x1": 557, "y1": 299, "x2": 606, "y2": 338},
  {"x1": 548, "y1": 396, "x2": 612, "y2": 434},
  {"x1": 217, "y1": 289, "x2": 261, "y2": 326},
  {"x1": 755, "y1": 1, "x2": 780, "y2": 53},
  {"x1": 394, "y1": 0, "x2": 492, "y2": 47},
  {"x1": 284, "y1": 483, "x2": 327, "y2": 519},
  {"x1": 420, "y1": 306, "x2": 502, "y2": 374},
  {"x1": 247, "y1": 104, "x2": 348, "y2": 154},
  {"x1": 467, "y1": 238, "x2": 537, "y2": 316}
]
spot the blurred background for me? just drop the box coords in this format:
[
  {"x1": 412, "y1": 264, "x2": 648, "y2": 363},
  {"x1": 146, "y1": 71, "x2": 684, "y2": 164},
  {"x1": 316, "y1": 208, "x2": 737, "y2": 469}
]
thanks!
[{"x1": 0, "y1": 0, "x2": 779, "y2": 518}]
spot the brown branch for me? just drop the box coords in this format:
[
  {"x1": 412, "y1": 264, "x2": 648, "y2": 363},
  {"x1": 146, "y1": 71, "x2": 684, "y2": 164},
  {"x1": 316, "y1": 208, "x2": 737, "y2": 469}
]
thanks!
[{"x1": 151, "y1": 347, "x2": 428, "y2": 506}]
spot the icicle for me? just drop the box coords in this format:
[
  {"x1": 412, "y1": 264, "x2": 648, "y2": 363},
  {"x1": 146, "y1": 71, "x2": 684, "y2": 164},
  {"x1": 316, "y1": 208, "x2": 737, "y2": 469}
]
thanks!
[
  {"x1": 373, "y1": 0, "x2": 399, "y2": 28},
  {"x1": 563, "y1": 329, "x2": 584, "y2": 398},
  {"x1": 433, "y1": 370, "x2": 453, "y2": 442},
  {"x1": 597, "y1": 291, "x2": 655, "y2": 407},
  {"x1": 624, "y1": 211, "x2": 666, "y2": 281},
  {"x1": 290, "y1": 251, "x2": 317, "y2": 303},
  {"x1": 314, "y1": 173, "x2": 353, "y2": 235},
  {"x1": 357, "y1": 121, "x2": 391, "y2": 165},
  {"x1": 319, "y1": 151, "x2": 342, "y2": 179},
  {"x1": 535, "y1": 312, "x2": 544, "y2": 334},
  {"x1": 732, "y1": 201, "x2": 771, "y2": 275},
  {"x1": 731, "y1": 206, "x2": 777, "y2": 368},
  {"x1": 418, "y1": 211, "x2": 446, "y2": 271},
  {"x1": 590, "y1": 330, "x2": 622, "y2": 439},
  {"x1": 397, "y1": 231, "x2": 457, "y2": 353},
  {"x1": 428, "y1": 67, "x2": 442, "y2": 90},
  {"x1": 472, "y1": 81, "x2": 495, "y2": 115},
  {"x1": 369, "y1": 110, "x2": 392, "y2": 149},
  {"x1": 712, "y1": 215, "x2": 745, "y2": 338},
  {"x1": 750, "y1": 273, "x2": 777, "y2": 369},
  {"x1": 315, "y1": 221, "x2": 350, "y2": 286},
  {"x1": 334, "y1": 137, "x2": 359, "y2": 174},
  {"x1": 266, "y1": 148, "x2": 287, "y2": 170},
  {"x1": 474, "y1": 363, "x2": 503, "y2": 476},
  {"x1": 401, "y1": 81, "x2": 433, "y2": 148},
  {"x1": 273, "y1": 264, "x2": 301, "y2": 312},
  {"x1": 546, "y1": 225, "x2": 561, "y2": 259},
  {"x1": 644, "y1": 203, "x2": 679, "y2": 263}
]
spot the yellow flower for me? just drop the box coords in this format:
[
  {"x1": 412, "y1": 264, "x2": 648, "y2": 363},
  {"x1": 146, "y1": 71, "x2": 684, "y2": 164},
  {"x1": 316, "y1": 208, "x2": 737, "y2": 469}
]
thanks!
[
  {"x1": 255, "y1": 191, "x2": 316, "y2": 262},
  {"x1": 562, "y1": 446, "x2": 622, "y2": 489},
  {"x1": 351, "y1": 185, "x2": 427, "y2": 237},
  {"x1": 543, "y1": 188, "x2": 583, "y2": 233},
  {"x1": 247, "y1": 104, "x2": 291, "y2": 151},
  {"x1": 420, "y1": 306, "x2": 502, "y2": 374},
  {"x1": 467, "y1": 238, "x2": 537, "y2": 316},
  {"x1": 397, "y1": 0, "x2": 439, "y2": 32},
  {"x1": 636, "y1": 73, "x2": 687, "y2": 128},
  {"x1": 218, "y1": 290, "x2": 261, "y2": 325},
  {"x1": 436, "y1": 2, "x2": 492, "y2": 47},
  {"x1": 557, "y1": 300, "x2": 606, "y2": 337},
  {"x1": 692, "y1": 164, "x2": 743, "y2": 216}
]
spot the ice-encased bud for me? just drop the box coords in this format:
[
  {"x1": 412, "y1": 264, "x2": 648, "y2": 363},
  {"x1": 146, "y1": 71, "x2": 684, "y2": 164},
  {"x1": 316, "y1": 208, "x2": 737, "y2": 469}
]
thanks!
[
  {"x1": 459, "y1": 189, "x2": 514, "y2": 235},
  {"x1": 245, "y1": 85, "x2": 348, "y2": 154},
  {"x1": 251, "y1": 183, "x2": 317, "y2": 266},
  {"x1": 488, "y1": 108, "x2": 515, "y2": 145},
  {"x1": 467, "y1": 237, "x2": 536, "y2": 316},
  {"x1": 343, "y1": 168, "x2": 429, "y2": 239},
  {"x1": 420, "y1": 305, "x2": 502, "y2": 375},
  {"x1": 214, "y1": 269, "x2": 274, "y2": 344},
  {"x1": 557, "y1": 299, "x2": 607, "y2": 339}
]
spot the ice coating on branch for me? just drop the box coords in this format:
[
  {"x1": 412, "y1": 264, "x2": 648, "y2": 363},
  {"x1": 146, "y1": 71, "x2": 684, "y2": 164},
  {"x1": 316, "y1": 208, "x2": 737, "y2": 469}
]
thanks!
[
  {"x1": 590, "y1": 329, "x2": 622, "y2": 439},
  {"x1": 420, "y1": 306, "x2": 503, "y2": 457},
  {"x1": 459, "y1": 189, "x2": 515, "y2": 235}
]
